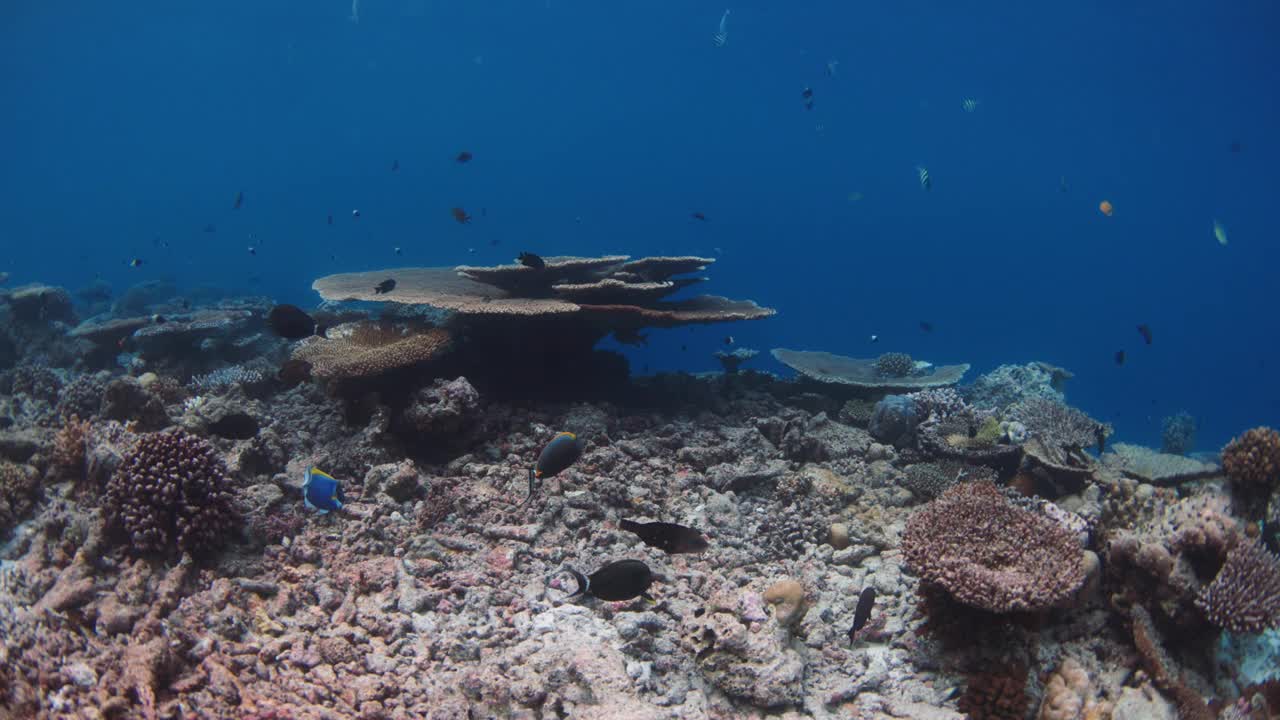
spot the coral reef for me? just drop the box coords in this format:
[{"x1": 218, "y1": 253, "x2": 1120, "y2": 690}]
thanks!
[
  {"x1": 965, "y1": 361, "x2": 1073, "y2": 411},
  {"x1": 1222, "y1": 426, "x2": 1280, "y2": 512},
  {"x1": 293, "y1": 322, "x2": 452, "y2": 381},
  {"x1": 1196, "y1": 539, "x2": 1280, "y2": 634},
  {"x1": 103, "y1": 430, "x2": 239, "y2": 556},
  {"x1": 902, "y1": 480, "x2": 1086, "y2": 612},
  {"x1": 772, "y1": 348, "x2": 969, "y2": 391},
  {"x1": 873, "y1": 351, "x2": 915, "y2": 378}
]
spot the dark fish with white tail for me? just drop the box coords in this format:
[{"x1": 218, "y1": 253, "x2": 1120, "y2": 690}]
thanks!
[
  {"x1": 523, "y1": 432, "x2": 583, "y2": 505},
  {"x1": 620, "y1": 519, "x2": 708, "y2": 554},
  {"x1": 563, "y1": 559, "x2": 653, "y2": 601}
]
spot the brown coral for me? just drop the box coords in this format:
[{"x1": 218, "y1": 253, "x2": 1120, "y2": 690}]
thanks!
[
  {"x1": 1222, "y1": 427, "x2": 1280, "y2": 495},
  {"x1": 959, "y1": 665, "x2": 1029, "y2": 720},
  {"x1": 292, "y1": 322, "x2": 451, "y2": 380},
  {"x1": 1196, "y1": 538, "x2": 1280, "y2": 634},
  {"x1": 902, "y1": 480, "x2": 1086, "y2": 612},
  {"x1": 104, "y1": 430, "x2": 238, "y2": 556},
  {"x1": 50, "y1": 415, "x2": 91, "y2": 483}
]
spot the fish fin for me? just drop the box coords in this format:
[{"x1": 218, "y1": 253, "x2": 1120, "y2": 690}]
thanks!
[
  {"x1": 519, "y1": 468, "x2": 536, "y2": 506},
  {"x1": 619, "y1": 518, "x2": 639, "y2": 533},
  {"x1": 565, "y1": 567, "x2": 588, "y2": 598}
]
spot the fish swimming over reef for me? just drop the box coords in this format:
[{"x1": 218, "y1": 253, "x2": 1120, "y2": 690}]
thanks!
[
  {"x1": 234, "y1": 191, "x2": 244, "y2": 209},
  {"x1": 374, "y1": 278, "x2": 396, "y2": 294},
  {"x1": 802, "y1": 87, "x2": 814, "y2": 111},
  {"x1": 523, "y1": 432, "x2": 583, "y2": 505},
  {"x1": 1136, "y1": 324, "x2": 1152, "y2": 345},
  {"x1": 916, "y1": 166, "x2": 931, "y2": 191},
  {"x1": 518, "y1": 252, "x2": 546, "y2": 270},
  {"x1": 961, "y1": 98, "x2": 980, "y2": 113},
  {"x1": 564, "y1": 559, "x2": 653, "y2": 601},
  {"x1": 1115, "y1": 350, "x2": 1125, "y2": 366},
  {"x1": 268, "y1": 304, "x2": 317, "y2": 340},
  {"x1": 456, "y1": 151, "x2": 473, "y2": 163},
  {"x1": 620, "y1": 519, "x2": 708, "y2": 554},
  {"x1": 303, "y1": 466, "x2": 345, "y2": 514},
  {"x1": 619, "y1": 517, "x2": 711, "y2": 550},
  {"x1": 848, "y1": 587, "x2": 876, "y2": 642},
  {"x1": 451, "y1": 207, "x2": 472, "y2": 224}
]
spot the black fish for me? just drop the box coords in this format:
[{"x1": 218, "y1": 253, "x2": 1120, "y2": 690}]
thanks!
[
  {"x1": 518, "y1": 252, "x2": 546, "y2": 270},
  {"x1": 128, "y1": 258, "x2": 144, "y2": 267},
  {"x1": 374, "y1": 278, "x2": 396, "y2": 294},
  {"x1": 523, "y1": 432, "x2": 582, "y2": 505},
  {"x1": 723, "y1": 336, "x2": 734, "y2": 345},
  {"x1": 565, "y1": 559, "x2": 653, "y2": 602},
  {"x1": 268, "y1": 304, "x2": 317, "y2": 340},
  {"x1": 327, "y1": 214, "x2": 333, "y2": 225},
  {"x1": 620, "y1": 519, "x2": 708, "y2": 554},
  {"x1": 456, "y1": 151, "x2": 473, "y2": 163},
  {"x1": 1137, "y1": 324, "x2": 1152, "y2": 345},
  {"x1": 1230, "y1": 140, "x2": 1243, "y2": 153},
  {"x1": 848, "y1": 587, "x2": 876, "y2": 642},
  {"x1": 691, "y1": 212, "x2": 708, "y2": 221},
  {"x1": 1115, "y1": 350, "x2": 1126, "y2": 366},
  {"x1": 919, "y1": 321, "x2": 934, "y2": 333},
  {"x1": 234, "y1": 191, "x2": 244, "y2": 209}
]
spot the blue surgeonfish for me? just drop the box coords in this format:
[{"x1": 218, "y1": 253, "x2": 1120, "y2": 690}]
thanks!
[
  {"x1": 522, "y1": 432, "x2": 584, "y2": 505},
  {"x1": 303, "y1": 466, "x2": 345, "y2": 514}
]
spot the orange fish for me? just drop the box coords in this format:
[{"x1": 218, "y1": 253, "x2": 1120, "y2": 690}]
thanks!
[
  {"x1": 1099, "y1": 200, "x2": 1114, "y2": 216},
  {"x1": 451, "y1": 207, "x2": 472, "y2": 224}
]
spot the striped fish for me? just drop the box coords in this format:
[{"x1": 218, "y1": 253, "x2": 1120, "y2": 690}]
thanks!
[
  {"x1": 713, "y1": 9, "x2": 729, "y2": 47},
  {"x1": 916, "y1": 166, "x2": 932, "y2": 191},
  {"x1": 961, "y1": 97, "x2": 980, "y2": 112}
]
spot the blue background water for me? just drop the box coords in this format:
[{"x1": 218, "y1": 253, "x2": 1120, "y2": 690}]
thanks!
[{"x1": 1, "y1": 1, "x2": 1277, "y2": 450}]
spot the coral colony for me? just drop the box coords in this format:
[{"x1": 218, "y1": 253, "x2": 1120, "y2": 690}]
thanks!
[{"x1": 1, "y1": 258, "x2": 1279, "y2": 719}]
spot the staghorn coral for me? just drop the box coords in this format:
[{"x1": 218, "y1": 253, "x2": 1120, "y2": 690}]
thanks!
[
  {"x1": 292, "y1": 322, "x2": 451, "y2": 380},
  {"x1": 902, "y1": 480, "x2": 1086, "y2": 612},
  {"x1": 873, "y1": 351, "x2": 915, "y2": 378},
  {"x1": 1009, "y1": 396, "x2": 1111, "y2": 452},
  {"x1": 1195, "y1": 539, "x2": 1280, "y2": 634},
  {"x1": 104, "y1": 430, "x2": 238, "y2": 556}
]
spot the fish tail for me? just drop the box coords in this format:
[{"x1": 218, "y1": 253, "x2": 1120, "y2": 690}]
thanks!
[
  {"x1": 565, "y1": 567, "x2": 588, "y2": 598},
  {"x1": 519, "y1": 468, "x2": 536, "y2": 506},
  {"x1": 619, "y1": 518, "x2": 639, "y2": 533}
]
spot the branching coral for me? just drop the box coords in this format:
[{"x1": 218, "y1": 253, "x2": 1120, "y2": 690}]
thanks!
[
  {"x1": 902, "y1": 480, "x2": 1086, "y2": 612},
  {"x1": 50, "y1": 415, "x2": 92, "y2": 483},
  {"x1": 1009, "y1": 397, "x2": 1110, "y2": 452},
  {"x1": 1195, "y1": 539, "x2": 1280, "y2": 634},
  {"x1": 104, "y1": 430, "x2": 238, "y2": 556},
  {"x1": 873, "y1": 352, "x2": 914, "y2": 378}
]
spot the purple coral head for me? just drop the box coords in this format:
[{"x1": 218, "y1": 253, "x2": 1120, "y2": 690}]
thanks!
[{"x1": 104, "y1": 429, "x2": 238, "y2": 556}]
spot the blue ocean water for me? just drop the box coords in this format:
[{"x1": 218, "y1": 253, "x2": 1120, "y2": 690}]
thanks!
[{"x1": 1, "y1": 1, "x2": 1276, "y2": 450}]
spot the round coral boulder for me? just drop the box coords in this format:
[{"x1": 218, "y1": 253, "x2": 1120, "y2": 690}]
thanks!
[
  {"x1": 1222, "y1": 427, "x2": 1280, "y2": 493},
  {"x1": 104, "y1": 430, "x2": 238, "y2": 556}
]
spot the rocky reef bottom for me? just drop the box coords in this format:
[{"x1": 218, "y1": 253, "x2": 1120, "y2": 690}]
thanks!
[{"x1": 1, "y1": 362, "x2": 1278, "y2": 720}]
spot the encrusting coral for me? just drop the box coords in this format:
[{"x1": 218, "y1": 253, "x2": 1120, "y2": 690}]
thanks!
[
  {"x1": 103, "y1": 429, "x2": 238, "y2": 556},
  {"x1": 902, "y1": 480, "x2": 1086, "y2": 612}
]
